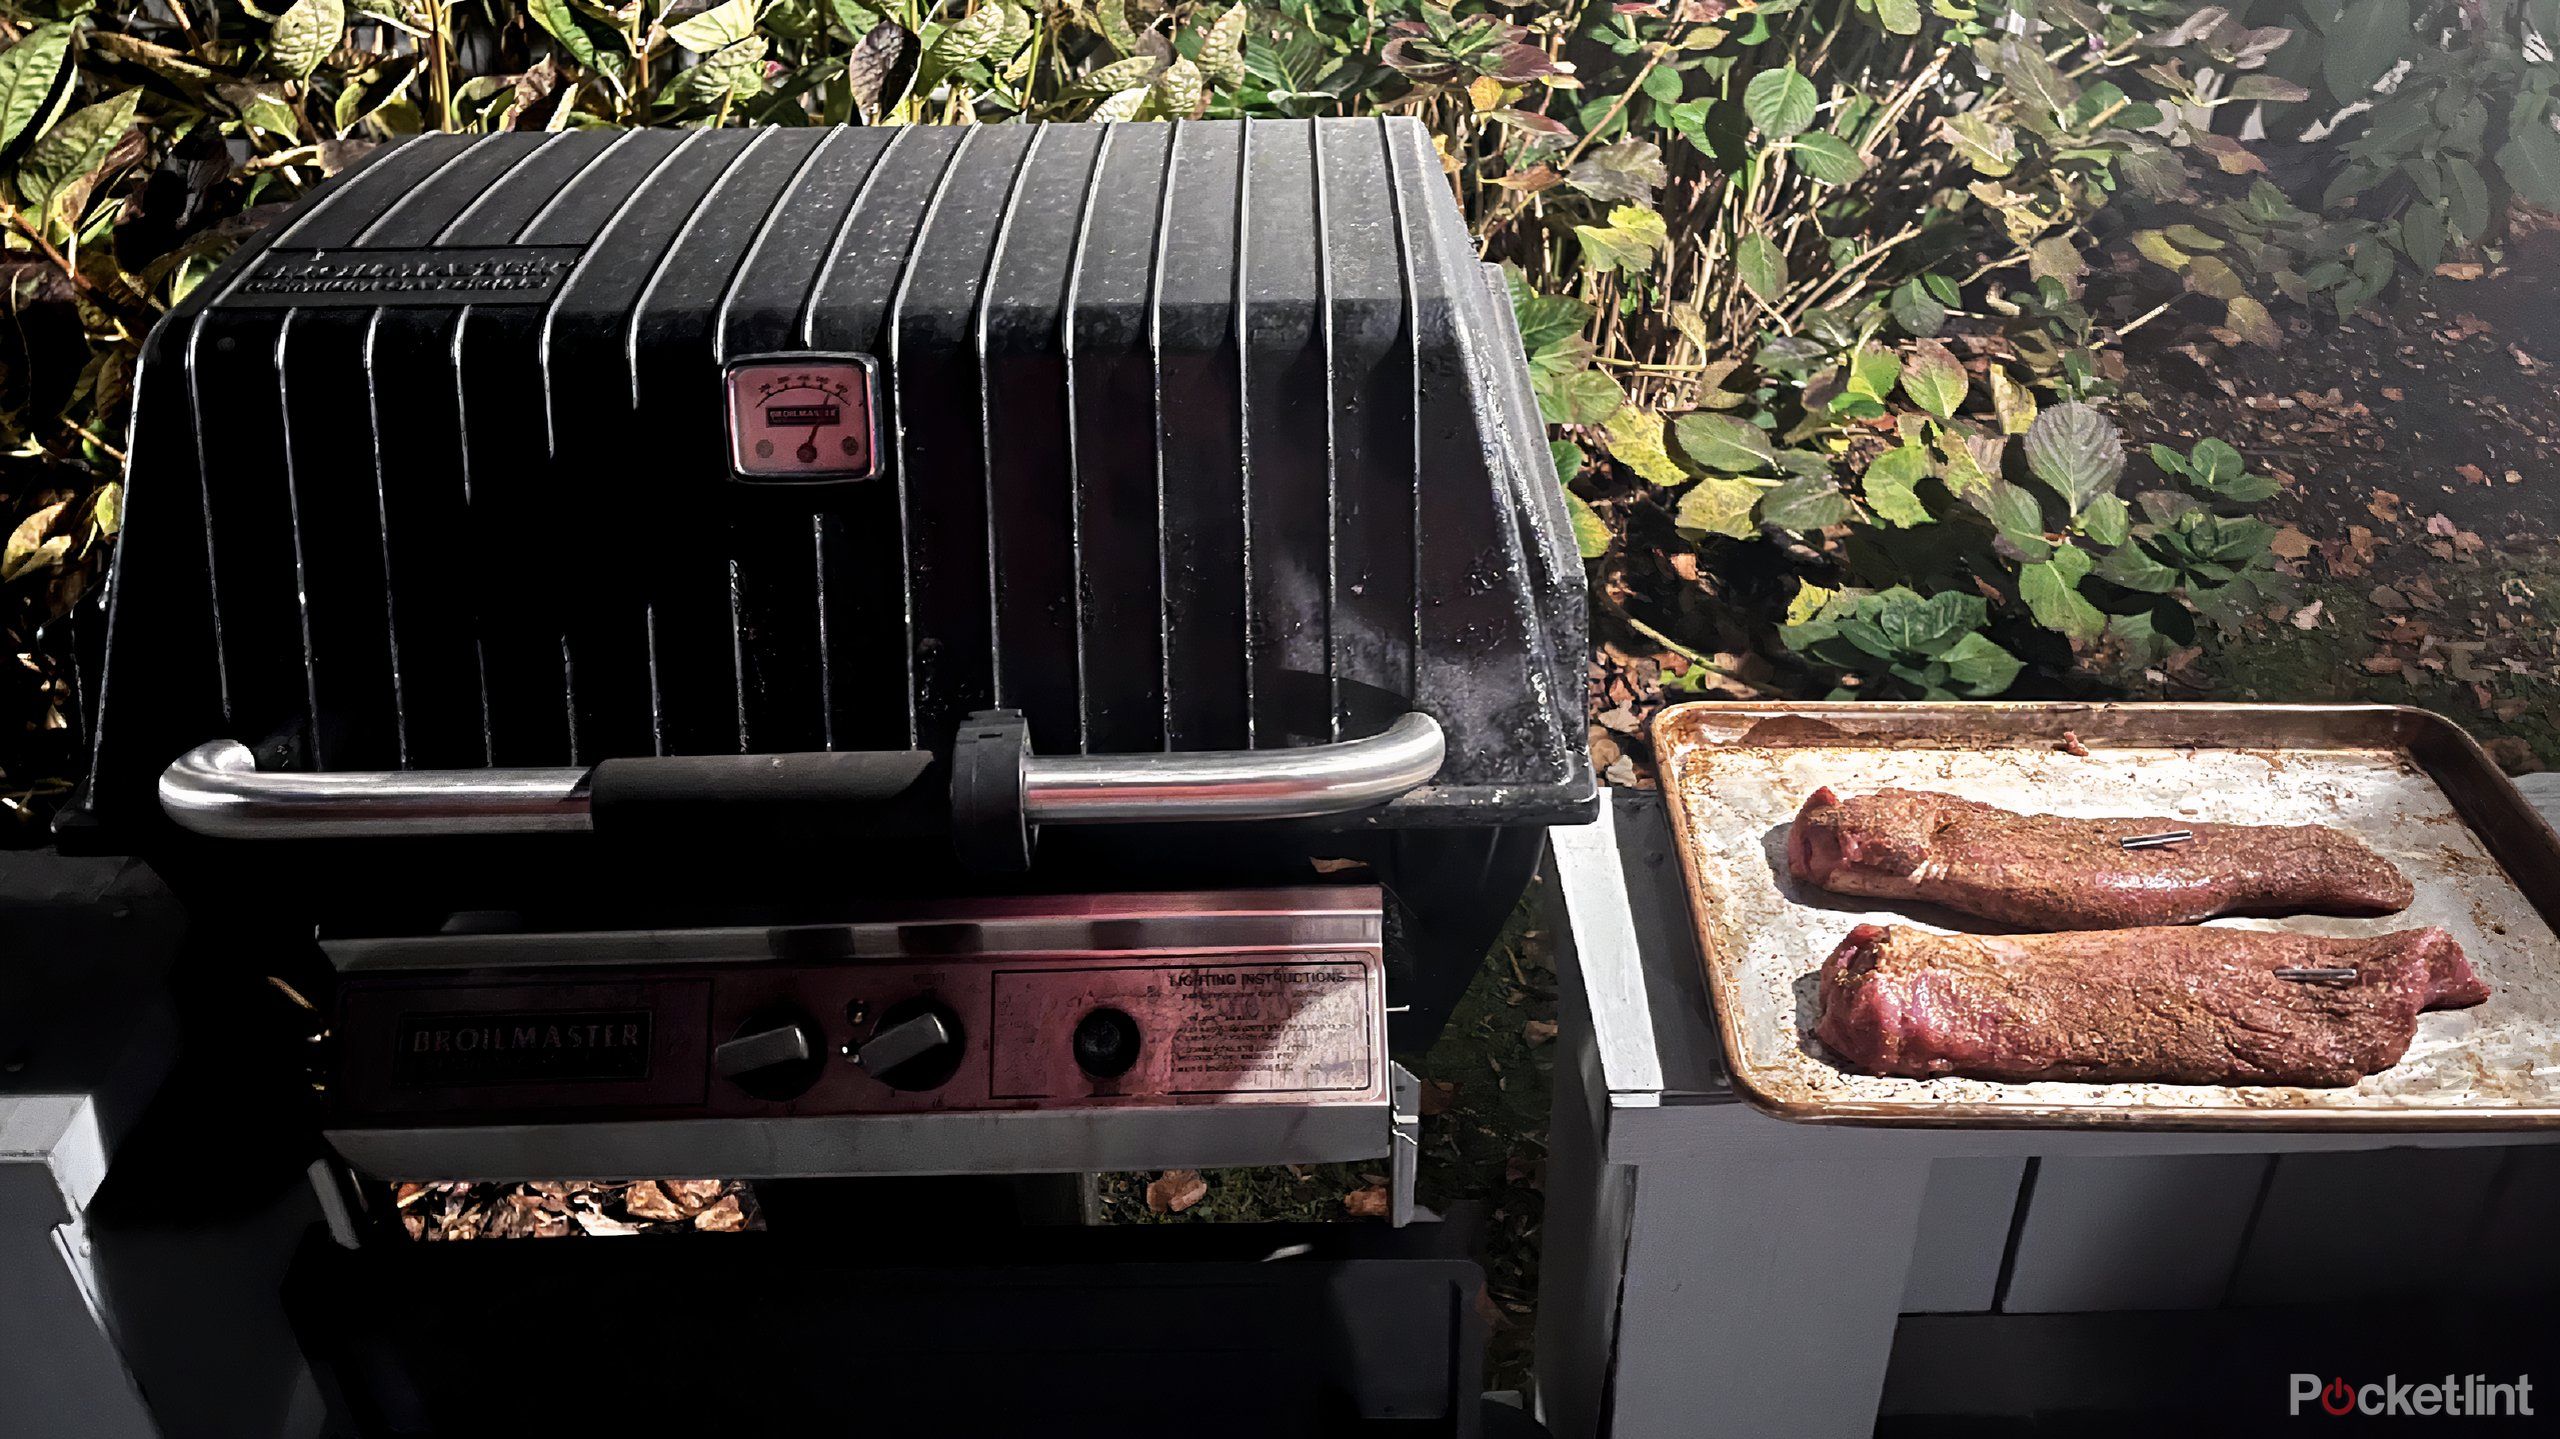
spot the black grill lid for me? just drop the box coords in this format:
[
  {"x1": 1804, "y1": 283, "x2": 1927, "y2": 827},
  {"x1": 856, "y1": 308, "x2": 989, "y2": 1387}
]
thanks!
[{"x1": 77, "y1": 119, "x2": 1591, "y2": 842}]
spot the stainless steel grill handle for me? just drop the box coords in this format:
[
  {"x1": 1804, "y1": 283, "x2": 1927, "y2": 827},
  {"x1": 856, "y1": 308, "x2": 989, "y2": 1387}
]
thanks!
[{"x1": 157, "y1": 713, "x2": 1445, "y2": 840}]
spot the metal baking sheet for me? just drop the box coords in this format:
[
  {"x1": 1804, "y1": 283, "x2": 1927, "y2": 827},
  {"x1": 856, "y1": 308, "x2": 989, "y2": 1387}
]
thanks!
[{"x1": 1652, "y1": 702, "x2": 2560, "y2": 1130}]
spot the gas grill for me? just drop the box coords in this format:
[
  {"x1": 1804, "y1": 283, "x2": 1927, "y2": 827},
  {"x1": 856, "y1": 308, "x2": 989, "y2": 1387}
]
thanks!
[{"x1": 62, "y1": 116, "x2": 1590, "y2": 1433}]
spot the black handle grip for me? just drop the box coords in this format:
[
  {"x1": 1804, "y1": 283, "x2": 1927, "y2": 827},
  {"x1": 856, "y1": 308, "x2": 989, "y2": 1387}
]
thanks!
[
  {"x1": 582, "y1": 711, "x2": 1033, "y2": 869},
  {"x1": 587, "y1": 750, "x2": 949, "y2": 842}
]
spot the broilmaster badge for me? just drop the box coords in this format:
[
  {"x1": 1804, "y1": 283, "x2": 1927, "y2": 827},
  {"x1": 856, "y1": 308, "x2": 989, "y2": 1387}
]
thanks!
[{"x1": 724, "y1": 355, "x2": 882, "y2": 481}]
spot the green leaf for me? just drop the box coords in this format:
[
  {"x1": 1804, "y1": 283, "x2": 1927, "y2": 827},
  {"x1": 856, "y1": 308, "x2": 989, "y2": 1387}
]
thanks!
[
  {"x1": 1563, "y1": 489, "x2": 1611, "y2": 559},
  {"x1": 1872, "y1": 0, "x2": 1923, "y2": 36},
  {"x1": 2184, "y1": 255, "x2": 2245, "y2": 301},
  {"x1": 1675, "y1": 476, "x2": 1765, "y2": 539},
  {"x1": 1861, "y1": 444, "x2": 1934, "y2": 527},
  {"x1": 1603, "y1": 404, "x2": 1690, "y2": 486},
  {"x1": 920, "y1": 0, "x2": 1009, "y2": 80},
  {"x1": 1146, "y1": 54, "x2": 1204, "y2": 117},
  {"x1": 1671, "y1": 412, "x2": 1779, "y2": 474},
  {"x1": 16, "y1": 90, "x2": 141, "y2": 221},
  {"x1": 269, "y1": 0, "x2": 345, "y2": 80},
  {"x1": 1845, "y1": 344, "x2": 1900, "y2": 403},
  {"x1": 1198, "y1": 2, "x2": 1248, "y2": 86},
  {"x1": 1942, "y1": 631, "x2": 2023, "y2": 695},
  {"x1": 1867, "y1": 587, "x2": 1984, "y2": 657},
  {"x1": 2029, "y1": 236, "x2": 2085, "y2": 284},
  {"x1": 1735, "y1": 232, "x2": 1788, "y2": 303},
  {"x1": 1537, "y1": 366, "x2": 1626, "y2": 426},
  {"x1": 2095, "y1": 541, "x2": 2180, "y2": 593},
  {"x1": 2021, "y1": 401, "x2": 2123, "y2": 514},
  {"x1": 1943, "y1": 113, "x2": 2018, "y2": 176},
  {"x1": 678, "y1": 33, "x2": 767, "y2": 102},
  {"x1": 2003, "y1": 41, "x2": 2079, "y2": 119},
  {"x1": 1510, "y1": 289, "x2": 1592, "y2": 357},
  {"x1": 2132, "y1": 230, "x2": 2188, "y2": 271},
  {"x1": 527, "y1": 0, "x2": 601, "y2": 64},
  {"x1": 1743, "y1": 65, "x2": 1818, "y2": 139},
  {"x1": 2322, "y1": 0, "x2": 2410, "y2": 103},
  {"x1": 2020, "y1": 545, "x2": 2106, "y2": 643},
  {"x1": 2077, "y1": 492, "x2": 2129, "y2": 546},
  {"x1": 670, "y1": 0, "x2": 761, "y2": 50},
  {"x1": 1789, "y1": 133, "x2": 1865, "y2": 185},
  {"x1": 0, "y1": 24, "x2": 74, "y2": 155},
  {"x1": 1090, "y1": 85, "x2": 1150, "y2": 120},
  {"x1": 2225, "y1": 294, "x2": 2281, "y2": 347},
  {"x1": 1097, "y1": 0, "x2": 1142, "y2": 52},
  {"x1": 1967, "y1": 479, "x2": 2052, "y2": 561},
  {"x1": 1989, "y1": 365, "x2": 2036, "y2": 435},
  {"x1": 1573, "y1": 204, "x2": 1669, "y2": 275},
  {"x1": 2399, "y1": 201, "x2": 2446, "y2": 272},
  {"x1": 2228, "y1": 75, "x2": 2311, "y2": 104},
  {"x1": 1900, "y1": 340, "x2": 1967, "y2": 420},
  {"x1": 2446, "y1": 158, "x2": 2490, "y2": 242},
  {"x1": 825, "y1": 0, "x2": 883, "y2": 35},
  {"x1": 1759, "y1": 474, "x2": 1851, "y2": 531},
  {"x1": 2188, "y1": 438, "x2": 2241, "y2": 487},
  {"x1": 1889, "y1": 276, "x2": 1947, "y2": 336},
  {"x1": 1550, "y1": 439, "x2": 1586, "y2": 486},
  {"x1": 2496, "y1": 119, "x2": 2560, "y2": 209},
  {"x1": 1568, "y1": 139, "x2": 1669, "y2": 203}
]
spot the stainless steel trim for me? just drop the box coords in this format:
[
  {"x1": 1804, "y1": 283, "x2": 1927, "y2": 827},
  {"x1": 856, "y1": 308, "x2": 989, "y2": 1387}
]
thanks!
[
  {"x1": 159, "y1": 740, "x2": 594, "y2": 838},
  {"x1": 158, "y1": 712, "x2": 1444, "y2": 839},
  {"x1": 1019, "y1": 711, "x2": 1445, "y2": 822},
  {"x1": 324, "y1": 1102, "x2": 1393, "y2": 1181},
  {"x1": 325, "y1": 904, "x2": 1384, "y2": 973}
]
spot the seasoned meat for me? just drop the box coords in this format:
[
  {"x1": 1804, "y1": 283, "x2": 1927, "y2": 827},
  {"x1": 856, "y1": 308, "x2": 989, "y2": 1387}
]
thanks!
[
  {"x1": 1814, "y1": 923, "x2": 2487, "y2": 1086},
  {"x1": 1787, "y1": 787, "x2": 2415, "y2": 928}
]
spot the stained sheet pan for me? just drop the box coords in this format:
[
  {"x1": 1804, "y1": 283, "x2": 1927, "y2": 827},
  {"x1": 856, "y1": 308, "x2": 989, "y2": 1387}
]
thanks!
[{"x1": 1652, "y1": 702, "x2": 2560, "y2": 1130}]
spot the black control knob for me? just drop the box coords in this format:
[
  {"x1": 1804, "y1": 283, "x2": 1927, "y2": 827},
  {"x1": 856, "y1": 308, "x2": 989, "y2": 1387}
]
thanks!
[
  {"x1": 717, "y1": 1007, "x2": 825, "y2": 1102},
  {"x1": 1071, "y1": 1007, "x2": 1142, "y2": 1080},
  {"x1": 858, "y1": 998, "x2": 965, "y2": 1091}
]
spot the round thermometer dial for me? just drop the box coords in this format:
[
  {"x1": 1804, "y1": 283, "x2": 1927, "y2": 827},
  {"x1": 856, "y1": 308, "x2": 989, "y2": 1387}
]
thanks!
[{"x1": 724, "y1": 357, "x2": 880, "y2": 481}]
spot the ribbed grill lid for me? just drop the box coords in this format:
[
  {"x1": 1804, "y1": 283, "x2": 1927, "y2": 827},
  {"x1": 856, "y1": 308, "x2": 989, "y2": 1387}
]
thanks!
[{"x1": 80, "y1": 119, "x2": 1591, "y2": 838}]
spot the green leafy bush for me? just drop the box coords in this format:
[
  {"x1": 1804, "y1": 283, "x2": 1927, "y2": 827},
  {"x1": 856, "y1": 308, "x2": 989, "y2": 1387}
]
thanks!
[{"x1": 0, "y1": 0, "x2": 2544, "y2": 810}]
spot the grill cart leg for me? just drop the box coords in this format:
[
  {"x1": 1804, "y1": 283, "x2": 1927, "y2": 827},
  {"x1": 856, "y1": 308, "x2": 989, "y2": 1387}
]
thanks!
[
  {"x1": 1531, "y1": 797, "x2": 1930, "y2": 1439},
  {"x1": 1, "y1": 852, "x2": 327, "y2": 1439}
]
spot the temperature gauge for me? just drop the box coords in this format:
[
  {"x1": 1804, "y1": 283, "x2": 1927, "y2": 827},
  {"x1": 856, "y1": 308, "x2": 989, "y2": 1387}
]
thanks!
[{"x1": 724, "y1": 355, "x2": 882, "y2": 481}]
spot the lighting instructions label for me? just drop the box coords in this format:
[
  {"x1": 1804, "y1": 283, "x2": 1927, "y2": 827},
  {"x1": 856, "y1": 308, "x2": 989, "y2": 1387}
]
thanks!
[{"x1": 989, "y1": 960, "x2": 1378, "y2": 1099}]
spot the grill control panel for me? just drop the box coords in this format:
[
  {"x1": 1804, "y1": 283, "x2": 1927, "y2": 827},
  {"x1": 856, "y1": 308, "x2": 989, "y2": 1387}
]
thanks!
[{"x1": 325, "y1": 889, "x2": 1388, "y2": 1129}]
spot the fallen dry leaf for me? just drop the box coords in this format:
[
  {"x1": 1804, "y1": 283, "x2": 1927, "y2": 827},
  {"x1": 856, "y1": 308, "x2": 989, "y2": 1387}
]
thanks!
[
  {"x1": 2434, "y1": 261, "x2": 2486, "y2": 281},
  {"x1": 2290, "y1": 601, "x2": 2324, "y2": 630},
  {"x1": 2367, "y1": 490, "x2": 2403, "y2": 523},
  {"x1": 2269, "y1": 526, "x2": 2315, "y2": 561},
  {"x1": 2057, "y1": 730, "x2": 2090, "y2": 757},
  {"x1": 1146, "y1": 1169, "x2": 1209, "y2": 1214},
  {"x1": 692, "y1": 1195, "x2": 748, "y2": 1232},
  {"x1": 1419, "y1": 1079, "x2": 1460, "y2": 1116},
  {"x1": 665, "y1": 1179, "x2": 725, "y2": 1211},
  {"x1": 623, "y1": 1180, "x2": 682, "y2": 1221},
  {"x1": 2484, "y1": 736, "x2": 2543, "y2": 776},
  {"x1": 1343, "y1": 1185, "x2": 1391, "y2": 1219},
  {"x1": 1523, "y1": 1018, "x2": 1558, "y2": 1047},
  {"x1": 2370, "y1": 585, "x2": 2409, "y2": 611},
  {"x1": 2457, "y1": 463, "x2": 2491, "y2": 486},
  {"x1": 572, "y1": 1209, "x2": 647, "y2": 1237}
]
